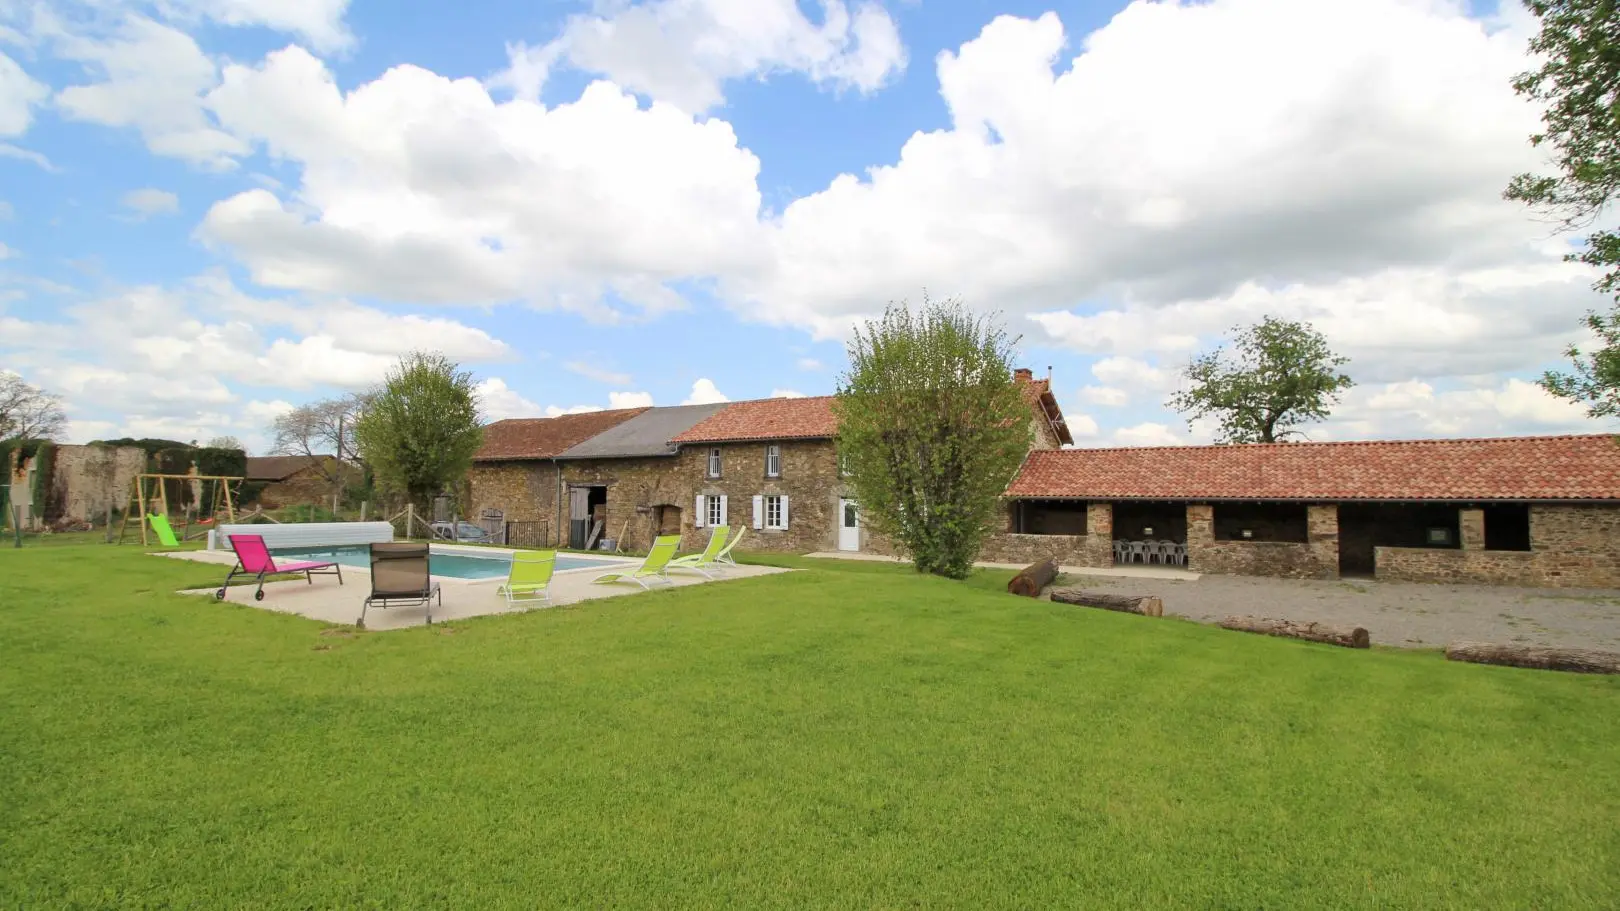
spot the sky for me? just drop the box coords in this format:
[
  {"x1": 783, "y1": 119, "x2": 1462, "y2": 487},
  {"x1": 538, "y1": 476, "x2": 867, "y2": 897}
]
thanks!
[{"x1": 0, "y1": 0, "x2": 1614, "y2": 454}]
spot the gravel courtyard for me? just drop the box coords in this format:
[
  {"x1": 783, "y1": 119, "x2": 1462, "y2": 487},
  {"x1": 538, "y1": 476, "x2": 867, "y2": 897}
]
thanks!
[{"x1": 1055, "y1": 572, "x2": 1620, "y2": 650}]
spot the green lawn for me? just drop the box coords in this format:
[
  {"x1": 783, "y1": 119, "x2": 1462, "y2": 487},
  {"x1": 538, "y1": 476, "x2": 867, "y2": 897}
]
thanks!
[{"x1": 2, "y1": 543, "x2": 1617, "y2": 909}]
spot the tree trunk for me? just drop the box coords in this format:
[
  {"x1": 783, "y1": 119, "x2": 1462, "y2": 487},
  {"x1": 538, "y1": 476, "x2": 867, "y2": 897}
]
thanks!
[
  {"x1": 1050, "y1": 589, "x2": 1163, "y2": 617},
  {"x1": 1218, "y1": 616, "x2": 1369, "y2": 648},
  {"x1": 1007, "y1": 557, "x2": 1059, "y2": 598},
  {"x1": 1444, "y1": 642, "x2": 1620, "y2": 675}
]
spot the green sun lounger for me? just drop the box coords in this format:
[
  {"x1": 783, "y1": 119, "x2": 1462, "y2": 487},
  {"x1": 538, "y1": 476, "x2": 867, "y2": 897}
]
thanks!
[
  {"x1": 670, "y1": 525, "x2": 729, "y2": 579},
  {"x1": 714, "y1": 526, "x2": 746, "y2": 569},
  {"x1": 592, "y1": 535, "x2": 681, "y2": 590},
  {"x1": 498, "y1": 550, "x2": 556, "y2": 606},
  {"x1": 147, "y1": 513, "x2": 180, "y2": 547}
]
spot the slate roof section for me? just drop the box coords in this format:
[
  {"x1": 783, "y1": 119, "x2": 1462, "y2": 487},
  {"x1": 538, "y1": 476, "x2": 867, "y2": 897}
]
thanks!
[
  {"x1": 474, "y1": 408, "x2": 648, "y2": 461},
  {"x1": 671, "y1": 396, "x2": 840, "y2": 444},
  {"x1": 246, "y1": 455, "x2": 333, "y2": 481},
  {"x1": 1006, "y1": 435, "x2": 1620, "y2": 502},
  {"x1": 556, "y1": 403, "x2": 730, "y2": 459}
]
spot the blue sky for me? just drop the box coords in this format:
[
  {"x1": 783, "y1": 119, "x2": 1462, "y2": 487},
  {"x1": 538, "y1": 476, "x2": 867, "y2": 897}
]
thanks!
[{"x1": 0, "y1": 0, "x2": 1611, "y2": 452}]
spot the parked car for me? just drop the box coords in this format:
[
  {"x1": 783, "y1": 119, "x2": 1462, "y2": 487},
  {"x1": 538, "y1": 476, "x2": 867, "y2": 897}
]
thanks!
[{"x1": 430, "y1": 521, "x2": 495, "y2": 542}]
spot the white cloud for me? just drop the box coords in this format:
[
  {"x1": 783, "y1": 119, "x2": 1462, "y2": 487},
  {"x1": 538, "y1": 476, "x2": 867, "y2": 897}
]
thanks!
[
  {"x1": 200, "y1": 49, "x2": 766, "y2": 317},
  {"x1": 566, "y1": 361, "x2": 632, "y2": 386},
  {"x1": 1078, "y1": 385, "x2": 1127, "y2": 407},
  {"x1": 0, "y1": 142, "x2": 55, "y2": 170},
  {"x1": 492, "y1": 0, "x2": 907, "y2": 113},
  {"x1": 476, "y1": 377, "x2": 543, "y2": 422},
  {"x1": 167, "y1": 0, "x2": 354, "y2": 54},
  {"x1": 682, "y1": 377, "x2": 729, "y2": 404},
  {"x1": 725, "y1": 0, "x2": 1568, "y2": 376},
  {"x1": 0, "y1": 52, "x2": 49, "y2": 137},
  {"x1": 1110, "y1": 422, "x2": 1186, "y2": 448},
  {"x1": 1064, "y1": 411, "x2": 1100, "y2": 440},
  {"x1": 0, "y1": 242, "x2": 13, "y2": 260},
  {"x1": 121, "y1": 187, "x2": 180, "y2": 217},
  {"x1": 1315, "y1": 377, "x2": 1597, "y2": 441},
  {"x1": 770, "y1": 388, "x2": 806, "y2": 398},
  {"x1": 796, "y1": 357, "x2": 824, "y2": 371},
  {"x1": 52, "y1": 16, "x2": 247, "y2": 168},
  {"x1": 609, "y1": 391, "x2": 655, "y2": 409},
  {"x1": 543, "y1": 404, "x2": 604, "y2": 417}
]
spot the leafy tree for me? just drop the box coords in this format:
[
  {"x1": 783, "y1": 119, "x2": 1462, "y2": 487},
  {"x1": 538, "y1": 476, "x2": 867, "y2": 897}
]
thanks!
[
  {"x1": 1505, "y1": 0, "x2": 1620, "y2": 418},
  {"x1": 354, "y1": 352, "x2": 483, "y2": 509},
  {"x1": 834, "y1": 296, "x2": 1031, "y2": 580},
  {"x1": 1541, "y1": 309, "x2": 1620, "y2": 418},
  {"x1": 1168, "y1": 316, "x2": 1354, "y2": 444},
  {"x1": 0, "y1": 373, "x2": 67, "y2": 441},
  {"x1": 205, "y1": 435, "x2": 246, "y2": 453}
]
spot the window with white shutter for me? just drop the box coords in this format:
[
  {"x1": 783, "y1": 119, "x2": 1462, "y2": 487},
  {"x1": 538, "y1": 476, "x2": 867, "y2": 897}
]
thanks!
[
  {"x1": 751, "y1": 495, "x2": 764, "y2": 529},
  {"x1": 708, "y1": 448, "x2": 722, "y2": 478},
  {"x1": 763, "y1": 495, "x2": 787, "y2": 530},
  {"x1": 694, "y1": 494, "x2": 705, "y2": 527},
  {"x1": 705, "y1": 495, "x2": 724, "y2": 528},
  {"x1": 765, "y1": 444, "x2": 781, "y2": 478}
]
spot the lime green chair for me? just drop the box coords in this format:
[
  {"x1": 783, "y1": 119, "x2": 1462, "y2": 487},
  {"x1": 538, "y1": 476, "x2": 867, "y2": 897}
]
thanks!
[
  {"x1": 498, "y1": 550, "x2": 556, "y2": 606},
  {"x1": 670, "y1": 525, "x2": 729, "y2": 579},
  {"x1": 592, "y1": 535, "x2": 681, "y2": 590},
  {"x1": 146, "y1": 513, "x2": 180, "y2": 547}
]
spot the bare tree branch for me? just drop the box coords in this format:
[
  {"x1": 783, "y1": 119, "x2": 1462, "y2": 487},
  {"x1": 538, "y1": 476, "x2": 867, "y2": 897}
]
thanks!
[{"x1": 0, "y1": 373, "x2": 68, "y2": 441}]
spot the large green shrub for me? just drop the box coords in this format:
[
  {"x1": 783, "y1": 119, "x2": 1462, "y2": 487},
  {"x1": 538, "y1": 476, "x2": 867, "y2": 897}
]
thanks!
[{"x1": 834, "y1": 296, "x2": 1031, "y2": 579}]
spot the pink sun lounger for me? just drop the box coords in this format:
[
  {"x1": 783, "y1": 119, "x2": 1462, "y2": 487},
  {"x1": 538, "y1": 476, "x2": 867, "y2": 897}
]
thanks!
[{"x1": 216, "y1": 533, "x2": 344, "y2": 602}]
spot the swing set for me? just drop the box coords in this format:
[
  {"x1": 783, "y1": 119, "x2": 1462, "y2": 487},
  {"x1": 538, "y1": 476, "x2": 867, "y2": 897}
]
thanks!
[{"x1": 117, "y1": 472, "x2": 246, "y2": 546}]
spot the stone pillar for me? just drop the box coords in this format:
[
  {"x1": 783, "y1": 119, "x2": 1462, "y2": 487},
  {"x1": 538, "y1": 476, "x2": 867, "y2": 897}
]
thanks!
[
  {"x1": 1307, "y1": 504, "x2": 1340, "y2": 579},
  {"x1": 1087, "y1": 502, "x2": 1113, "y2": 565},
  {"x1": 1459, "y1": 508, "x2": 1485, "y2": 551},
  {"x1": 1185, "y1": 504, "x2": 1213, "y2": 570}
]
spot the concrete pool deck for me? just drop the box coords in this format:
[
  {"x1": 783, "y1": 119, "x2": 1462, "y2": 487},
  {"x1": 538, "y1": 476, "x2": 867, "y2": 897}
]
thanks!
[{"x1": 164, "y1": 549, "x2": 790, "y2": 631}]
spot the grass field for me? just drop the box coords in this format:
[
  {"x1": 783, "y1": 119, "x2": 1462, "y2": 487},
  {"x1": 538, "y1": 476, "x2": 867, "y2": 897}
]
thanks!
[{"x1": 2, "y1": 541, "x2": 1618, "y2": 908}]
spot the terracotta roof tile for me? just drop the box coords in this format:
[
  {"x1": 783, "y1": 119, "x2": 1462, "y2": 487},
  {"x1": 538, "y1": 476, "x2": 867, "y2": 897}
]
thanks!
[
  {"x1": 474, "y1": 408, "x2": 648, "y2": 461},
  {"x1": 671, "y1": 396, "x2": 838, "y2": 443},
  {"x1": 1006, "y1": 435, "x2": 1620, "y2": 501}
]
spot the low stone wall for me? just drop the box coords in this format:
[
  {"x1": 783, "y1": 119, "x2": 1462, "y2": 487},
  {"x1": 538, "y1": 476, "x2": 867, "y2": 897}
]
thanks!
[
  {"x1": 43, "y1": 444, "x2": 146, "y2": 523},
  {"x1": 1191, "y1": 541, "x2": 1338, "y2": 579},
  {"x1": 1373, "y1": 504, "x2": 1620, "y2": 588},
  {"x1": 978, "y1": 532, "x2": 1111, "y2": 567},
  {"x1": 1186, "y1": 503, "x2": 1339, "y2": 580}
]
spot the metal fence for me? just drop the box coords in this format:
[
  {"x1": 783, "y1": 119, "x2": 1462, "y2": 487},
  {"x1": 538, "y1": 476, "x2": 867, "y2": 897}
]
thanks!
[{"x1": 504, "y1": 521, "x2": 551, "y2": 548}]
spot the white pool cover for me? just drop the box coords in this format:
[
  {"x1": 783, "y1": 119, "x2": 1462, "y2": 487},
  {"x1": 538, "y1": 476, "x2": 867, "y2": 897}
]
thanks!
[{"x1": 209, "y1": 521, "x2": 395, "y2": 551}]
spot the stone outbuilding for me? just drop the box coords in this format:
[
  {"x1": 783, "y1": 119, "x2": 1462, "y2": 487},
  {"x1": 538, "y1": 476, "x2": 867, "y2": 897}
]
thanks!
[{"x1": 988, "y1": 434, "x2": 1620, "y2": 588}]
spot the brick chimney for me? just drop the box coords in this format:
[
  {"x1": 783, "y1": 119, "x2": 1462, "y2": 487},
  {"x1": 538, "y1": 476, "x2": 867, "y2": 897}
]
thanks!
[{"x1": 1013, "y1": 367, "x2": 1034, "y2": 383}]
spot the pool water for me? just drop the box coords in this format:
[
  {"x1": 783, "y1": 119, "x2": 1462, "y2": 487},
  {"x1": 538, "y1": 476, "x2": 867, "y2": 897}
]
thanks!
[{"x1": 271, "y1": 546, "x2": 619, "y2": 581}]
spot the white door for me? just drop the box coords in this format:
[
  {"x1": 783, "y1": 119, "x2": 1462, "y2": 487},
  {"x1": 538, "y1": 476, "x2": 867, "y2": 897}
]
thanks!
[{"x1": 838, "y1": 498, "x2": 860, "y2": 552}]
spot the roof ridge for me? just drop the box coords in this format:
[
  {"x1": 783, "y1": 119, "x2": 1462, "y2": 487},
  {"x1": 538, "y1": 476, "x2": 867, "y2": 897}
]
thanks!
[{"x1": 1043, "y1": 433, "x2": 1620, "y2": 455}]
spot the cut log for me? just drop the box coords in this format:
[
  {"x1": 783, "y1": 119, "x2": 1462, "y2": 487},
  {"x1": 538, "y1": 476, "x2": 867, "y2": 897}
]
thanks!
[
  {"x1": 1444, "y1": 642, "x2": 1620, "y2": 675},
  {"x1": 1217, "y1": 615, "x2": 1369, "y2": 649},
  {"x1": 1007, "y1": 557, "x2": 1059, "y2": 598},
  {"x1": 1050, "y1": 589, "x2": 1163, "y2": 617}
]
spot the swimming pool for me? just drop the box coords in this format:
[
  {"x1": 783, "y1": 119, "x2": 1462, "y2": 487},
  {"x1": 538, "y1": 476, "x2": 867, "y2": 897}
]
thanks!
[{"x1": 270, "y1": 545, "x2": 622, "y2": 581}]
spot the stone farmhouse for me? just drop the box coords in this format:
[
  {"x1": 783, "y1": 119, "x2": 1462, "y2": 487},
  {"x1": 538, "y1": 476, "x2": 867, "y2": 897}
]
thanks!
[
  {"x1": 467, "y1": 372, "x2": 1620, "y2": 589},
  {"x1": 466, "y1": 369, "x2": 1072, "y2": 554},
  {"x1": 990, "y1": 435, "x2": 1620, "y2": 588}
]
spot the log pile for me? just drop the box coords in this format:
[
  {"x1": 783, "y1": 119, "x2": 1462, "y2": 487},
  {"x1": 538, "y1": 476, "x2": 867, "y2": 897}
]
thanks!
[
  {"x1": 1007, "y1": 558, "x2": 1059, "y2": 598},
  {"x1": 1217, "y1": 615, "x2": 1369, "y2": 649},
  {"x1": 1444, "y1": 642, "x2": 1620, "y2": 675},
  {"x1": 1049, "y1": 589, "x2": 1163, "y2": 617}
]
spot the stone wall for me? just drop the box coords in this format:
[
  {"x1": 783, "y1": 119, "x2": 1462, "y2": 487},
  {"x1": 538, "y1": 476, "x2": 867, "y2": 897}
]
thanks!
[
  {"x1": 257, "y1": 464, "x2": 352, "y2": 510},
  {"x1": 680, "y1": 439, "x2": 855, "y2": 554},
  {"x1": 466, "y1": 461, "x2": 560, "y2": 543},
  {"x1": 980, "y1": 502, "x2": 1114, "y2": 567},
  {"x1": 1375, "y1": 504, "x2": 1620, "y2": 588},
  {"x1": 48, "y1": 445, "x2": 147, "y2": 523},
  {"x1": 561, "y1": 454, "x2": 691, "y2": 554},
  {"x1": 1187, "y1": 503, "x2": 1339, "y2": 580}
]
